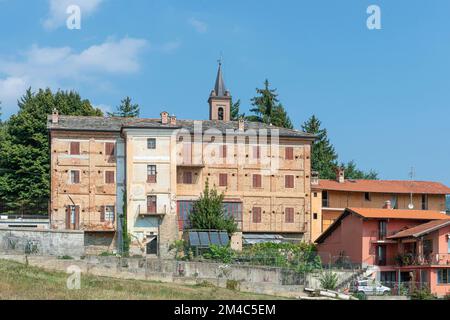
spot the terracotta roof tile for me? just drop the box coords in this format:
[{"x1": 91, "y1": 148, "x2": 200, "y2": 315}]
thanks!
[
  {"x1": 314, "y1": 179, "x2": 450, "y2": 195},
  {"x1": 347, "y1": 207, "x2": 450, "y2": 220},
  {"x1": 387, "y1": 219, "x2": 450, "y2": 239}
]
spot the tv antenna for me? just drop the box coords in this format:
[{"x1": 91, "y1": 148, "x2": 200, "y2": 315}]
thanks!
[{"x1": 408, "y1": 167, "x2": 415, "y2": 209}]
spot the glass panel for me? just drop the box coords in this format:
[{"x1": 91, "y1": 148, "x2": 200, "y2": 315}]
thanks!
[
  {"x1": 189, "y1": 232, "x2": 200, "y2": 246},
  {"x1": 209, "y1": 232, "x2": 221, "y2": 245},
  {"x1": 219, "y1": 232, "x2": 229, "y2": 246},
  {"x1": 198, "y1": 232, "x2": 210, "y2": 246}
]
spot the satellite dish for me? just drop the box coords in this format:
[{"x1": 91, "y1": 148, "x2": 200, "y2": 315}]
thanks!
[{"x1": 408, "y1": 203, "x2": 414, "y2": 210}]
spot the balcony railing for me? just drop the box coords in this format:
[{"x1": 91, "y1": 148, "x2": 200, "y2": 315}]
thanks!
[
  {"x1": 137, "y1": 204, "x2": 167, "y2": 217},
  {"x1": 369, "y1": 230, "x2": 400, "y2": 242},
  {"x1": 395, "y1": 253, "x2": 450, "y2": 266}
]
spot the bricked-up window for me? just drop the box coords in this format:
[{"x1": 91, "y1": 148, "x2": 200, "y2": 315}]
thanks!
[
  {"x1": 253, "y1": 146, "x2": 261, "y2": 159},
  {"x1": 70, "y1": 142, "x2": 80, "y2": 155},
  {"x1": 285, "y1": 207, "x2": 294, "y2": 223},
  {"x1": 253, "y1": 174, "x2": 262, "y2": 188},
  {"x1": 105, "y1": 171, "x2": 115, "y2": 184},
  {"x1": 285, "y1": 175, "x2": 294, "y2": 188},
  {"x1": 252, "y1": 207, "x2": 262, "y2": 223},
  {"x1": 147, "y1": 138, "x2": 156, "y2": 149},
  {"x1": 183, "y1": 171, "x2": 193, "y2": 184},
  {"x1": 105, "y1": 142, "x2": 115, "y2": 156},
  {"x1": 219, "y1": 173, "x2": 228, "y2": 187},
  {"x1": 285, "y1": 147, "x2": 294, "y2": 160},
  {"x1": 70, "y1": 170, "x2": 80, "y2": 184},
  {"x1": 147, "y1": 196, "x2": 157, "y2": 214},
  {"x1": 147, "y1": 165, "x2": 157, "y2": 183},
  {"x1": 220, "y1": 144, "x2": 227, "y2": 158}
]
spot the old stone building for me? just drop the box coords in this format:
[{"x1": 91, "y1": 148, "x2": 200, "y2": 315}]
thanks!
[{"x1": 47, "y1": 63, "x2": 316, "y2": 256}]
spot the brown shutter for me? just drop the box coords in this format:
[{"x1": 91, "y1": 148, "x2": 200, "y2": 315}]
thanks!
[
  {"x1": 285, "y1": 175, "x2": 294, "y2": 188},
  {"x1": 285, "y1": 208, "x2": 294, "y2": 223},
  {"x1": 73, "y1": 171, "x2": 80, "y2": 184},
  {"x1": 253, "y1": 174, "x2": 261, "y2": 188},
  {"x1": 183, "y1": 172, "x2": 192, "y2": 184},
  {"x1": 219, "y1": 174, "x2": 227, "y2": 187},
  {"x1": 65, "y1": 206, "x2": 70, "y2": 229},
  {"x1": 221, "y1": 145, "x2": 227, "y2": 158},
  {"x1": 75, "y1": 206, "x2": 80, "y2": 229},
  {"x1": 253, "y1": 146, "x2": 260, "y2": 159},
  {"x1": 147, "y1": 196, "x2": 157, "y2": 213},
  {"x1": 285, "y1": 147, "x2": 294, "y2": 160},
  {"x1": 105, "y1": 171, "x2": 115, "y2": 184},
  {"x1": 105, "y1": 142, "x2": 115, "y2": 156},
  {"x1": 253, "y1": 207, "x2": 261, "y2": 223},
  {"x1": 100, "y1": 206, "x2": 105, "y2": 222},
  {"x1": 70, "y1": 142, "x2": 80, "y2": 155}
]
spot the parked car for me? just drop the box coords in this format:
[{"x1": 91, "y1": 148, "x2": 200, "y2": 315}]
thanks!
[{"x1": 353, "y1": 280, "x2": 391, "y2": 296}]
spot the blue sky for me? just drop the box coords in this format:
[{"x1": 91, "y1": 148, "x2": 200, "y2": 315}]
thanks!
[{"x1": 0, "y1": 0, "x2": 450, "y2": 185}]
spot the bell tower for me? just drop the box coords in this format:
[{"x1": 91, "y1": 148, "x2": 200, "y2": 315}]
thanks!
[{"x1": 208, "y1": 61, "x2": 231, "y2": 121}]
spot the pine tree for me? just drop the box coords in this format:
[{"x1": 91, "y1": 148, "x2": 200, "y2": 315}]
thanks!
[
  {"x1": 108, "y1": 96, "x2": 140, "y2": 117},
  {"x1": 342, "y1": 160, "x2": 378, "y2": 180},
  {"x1": 247, "y1": 79, "x2": 293, "y2": 129},
  {"x1": 0, "y1": 88, "x2": 103, "y2": 215},
  {"x1": 230, "y1": 99, "x2": 245, "y2": 120},
  {"x1": 301, "y1": 115, "x2": 339, "y2": 179}
]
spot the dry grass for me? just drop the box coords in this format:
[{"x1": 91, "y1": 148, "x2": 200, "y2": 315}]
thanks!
[{"x1": 0, "y1": 259, "x2": 283, "y2": 300}]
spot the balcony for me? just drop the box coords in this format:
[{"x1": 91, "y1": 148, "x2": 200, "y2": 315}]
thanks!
[
  {"x1": 137, "y1": 204, "x2": 167, "y2": 217},
  {"x1": 395, "y1": 253, "x2": 450, "y2": 266},
  {"x1": 369, "y1": 230, "x2": 400, "y2": 243}
]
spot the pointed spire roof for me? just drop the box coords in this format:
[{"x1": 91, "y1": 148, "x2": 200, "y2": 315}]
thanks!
[{"x1": 213, "y1": 61, "x2": 227, "y2": 97}]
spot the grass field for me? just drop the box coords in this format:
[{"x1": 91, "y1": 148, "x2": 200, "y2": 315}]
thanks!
[{"x1": 0, "y1": 259, "x2": 282, "y2": 300}]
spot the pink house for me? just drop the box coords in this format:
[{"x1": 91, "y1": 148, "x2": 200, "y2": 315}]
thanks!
[{"x1": 316, "y1": 207, "x2": 450, "y2": 297}]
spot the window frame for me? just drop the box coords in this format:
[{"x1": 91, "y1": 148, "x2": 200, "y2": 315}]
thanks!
[
  {"x1": 70, "y1": 141, "x2": 80, "y2": 155},
  {"x1": 285, "y1": 175, "x2": 295, "y2": 189},
  {"x1": 70, "y1": 170, "x2": 80, "y2": 184},
  {"x1": 147, "y1": 138, "x2": 156, "y2": 150},
  {"x1": 147, "y1": 165, "x2": 157, "y2": 183},
  {"x1": 285, "y1": 147, "x2": 294, "y2": 160},
  {"x1": 219, "y1": 173, "x2": 228, "y2": 187},
  {"x1": 252, "y1": 174, "x2": 262, "y2": 188}
]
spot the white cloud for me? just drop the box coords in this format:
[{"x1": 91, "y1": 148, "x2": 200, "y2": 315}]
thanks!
[
  {"x1": 188, "y1": 18, "x2": 207, "y2": 33},
  {"x1": 0, "y1": 37, "x2": 148, "y2": 115},
  {"x1": 43, "y1": 0, "x2": 104, "y2": 30}
]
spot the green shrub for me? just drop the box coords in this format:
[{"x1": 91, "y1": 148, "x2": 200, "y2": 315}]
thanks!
[
  {"x1": 226, "y1": 280, "x2": 240, "y2": 291},
  {"x1": 58, "y1": 255, "x2": 73, "y2": 260},
  {"x1": 319, "y1": 270, "x2": 339, "y2": 290},
  {"x1": 203, "y1": 245, "x2": 235, "y2": 263},
  {"x1": 353, "y1": 292, "x2": 367, "y2": 300},
  {"x1": 99, "y1": 251, "x2": 115, "y2": 257},
  {"x1": 410, "y1": 287, "x2": 436, "y2": 300}
]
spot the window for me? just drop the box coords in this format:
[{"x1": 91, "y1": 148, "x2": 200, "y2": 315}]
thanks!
[
  {"x1": 219, "y1": 173, "x2": 228, "y2": 187},
  {"x1": 379, "y1": 220, "x2": 387, "y2": 240},
  {"x1": 105, "y1": 142, "x2": 115, "y2": 156},
  {"x1": 391, "y1": 194, "x2": 398, "y2": 209},
  {"x1": 218, "y1": 107, "x2": 224, "y2": 120},
  {"x1": 252, "y1": 174, "x2": 262, "y2": 188},
  {"x1": 365, "y1": 192, "x2": 371, "y2": 201},
  {"x1": 253, "y1": 146, "x2": 261, "y2": 159},
  {"x1": 437, "y1": 269, "x2": 450, "y2": 284},
  {"x1": 285, "y1": 175, "x2": 294, "y2": 188},
  {"x1": 313, "y1": 213, "x2": 318, "y2": 220},
  {"x1": 380, "y1": 271, "x2": 396, "y2": 284},
  {"x1": 285, "y1": 207, "x2": 294, "y2": 223},
  {"x1": 322, "y1": 191, "x2": 329, "y2": 207},
  {"x1": 422, "y1": 194, "x2": 428, "y2": 210},
  {"x1": 147, "y1": 165, "x2": 157, "y2": 183},
  {"x1": 101, "y1": 206, "x2": 115, "y2": 222},
  {"x1": 147, "y1": 138, "x2": 156, "y2": 149},
  {"x1": 70, "y1": 142, "x2": 80, "y2": 155},
  {"x1": 252, "y1": 207, "x2": 262, "y2": 223},
  {"x1": 220, "y1": 145, "x2": 227, "y2": 158},
  {"x1": 313, "y1": 192, "x2": 318, "y2": 198},
  {"x1": 147, "y1": 196, "x2": 157, "y2": 214},
  {"x1": 66, "y1": 205, "x2": 79, "y2": 230},
  {"x1": 70, "y1": 170, "x2": 80, "y2": 184},
  {"x1": 105, "y1": 171, "x2": 115, "y2": 184},
  {"x1": 285, "y1": 147, "x2": 294, "y2": 160},
  {"x1": 183, "y1": 171, "x2": 193, "y2": 184}
]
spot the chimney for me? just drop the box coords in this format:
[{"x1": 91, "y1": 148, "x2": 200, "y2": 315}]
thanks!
[
  {"x1": 335, "y1": 167, "x2": 345, "y2": 183},
  {"x1": 160, "y1": 111, "x2": 169, "y2": 125},
  {"x1": 169, "y1": 115, "x2": 177, "y2": 126},
  {"x1": 311, "y1": 171, "x2": 319, "y2": 185},
  {"x1": 52, "y1": 108, "x2": 59, "y2": 124},
  {"x1": 383, "y1": 200, "x2": 392, "y2": 210},
  {"x1": 238, "y1": 117, "x2": 245, "y2": 131}
]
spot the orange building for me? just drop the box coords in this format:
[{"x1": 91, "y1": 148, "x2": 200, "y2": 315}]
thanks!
[
  {"x1": 316, "y1": 208, "x2": 450, "y2": 297},
  {"x1": 310, "y1": 168, "x2": 450, "y2": 241}
]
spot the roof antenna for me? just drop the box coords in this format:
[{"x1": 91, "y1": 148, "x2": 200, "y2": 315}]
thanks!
[{"x1": 408, "y1": 167, "x2": 415, "y2": 209}]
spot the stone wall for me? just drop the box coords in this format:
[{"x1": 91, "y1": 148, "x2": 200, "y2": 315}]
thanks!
[{"x1": 0, "y1": 227, "x2": 84, "y2": 257}]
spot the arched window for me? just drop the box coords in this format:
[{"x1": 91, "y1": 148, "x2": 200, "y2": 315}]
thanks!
[{"x1": 218, "y1": 107, "x2": 224, "y2": 120}]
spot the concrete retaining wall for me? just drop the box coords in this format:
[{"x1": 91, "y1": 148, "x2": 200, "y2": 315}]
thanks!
[{"x1": 0, "y1": 228, "x2": 84, "y2": 257}]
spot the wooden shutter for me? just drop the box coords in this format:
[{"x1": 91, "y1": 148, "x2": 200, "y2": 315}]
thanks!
[
  {"x1": 253, "y1": 207, "x2": 261, "y2": 223},
  {"x1": 253, "y1": 174, "x2": 261, "y2": 188},
  {"x1": 70, "y1": 142, "x2": 80, "y2": 155},
  {"x1": 285, "y1": 147, "x2": 294, "y2": 160},
  {"x1": 219, "y1": 174, "x2": 227, "y2": 187},
  {"x1": 183, "y1": 172, "x2": 192, "y2": 184},
  {"x1": 285, "y1": 175, "x2": 294, "y2": 188},
  {"x1": 253, "y1": 146, "x2": 260, "y2": 159},
  {"x1": 147, "y1": 196, "x2": 157, "y2": 213},
  {"x1": 221, "y1": 145, "x2": 227, "y2": 158},
  {"x1": 285, "y1": 208, "x2": 294, "y2": 223},
  {"x1": 65, "y1": 206, "x2": 71, "y2": 229},
  {"x1": 73, "y1": 171, "x2": 80, "y2": 184},
  {"x1": 105, "y1": 171, "x2": 115, "y2": 184},
  {"x1": 74, "y1": 206, "x2": 80, "y2": 229},
  {"x1": 105, "y1": 142, "x2": 115, "y2": 156},
  {"x1": 100, "y1": 206, "x2": 105, "y2": 222}
]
